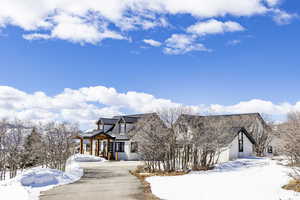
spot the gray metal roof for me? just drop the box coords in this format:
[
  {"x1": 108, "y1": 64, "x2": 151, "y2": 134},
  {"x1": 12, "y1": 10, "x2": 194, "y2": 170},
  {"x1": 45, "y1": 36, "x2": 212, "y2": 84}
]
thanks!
[
  {"x1": 80, "y1": 129, "x2": 103, "y2": 137},
  {"x1": 113, "y1": 113, "x2": 156, "y2": 120},
  {"x1": 80, "y1": 129, "x2": 115, "y2": 139},
  {"x1": 227, "y1": 127, "x2": 256, "y2": 144},
  {"x1": 179, "y1": 113, "x2": 264, "y2": 126},
  {"x1": 97, "y1": 118, "x2": 118, "y2": 125},
  {"x1": 178, "y1": 113, "x2": 264, "y2": 144}
]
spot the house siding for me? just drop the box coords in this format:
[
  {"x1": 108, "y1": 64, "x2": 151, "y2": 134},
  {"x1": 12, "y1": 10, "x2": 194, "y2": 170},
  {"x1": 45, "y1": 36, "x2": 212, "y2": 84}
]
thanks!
[
  {"x1": 115, "y1": 141, "x2": 140, "y2": 161},
  {"x1": 229, "y1": 133, "x2": 253, "y2": 160},
  {"x1": 265, "y1": 137, "x2": 280, "y2": 157},
  {"x1": 213, "y1": 132, "x2": 255, "y2": 164},
  {"x1": 217, "y1": 148, "x2": 230, "y2": 163}
]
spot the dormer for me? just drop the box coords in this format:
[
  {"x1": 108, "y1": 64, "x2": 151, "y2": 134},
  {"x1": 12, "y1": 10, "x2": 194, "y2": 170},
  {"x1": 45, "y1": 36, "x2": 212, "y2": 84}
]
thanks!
[
  {"x1": 119, "y1": 119, "x2": 126, "y2": 135},
  {"x1": 99, "y1": 123, "x2": 104, "y2": 131},
  {"x1": 96, "y1": 118, "x2": 118, "y2": 131}
]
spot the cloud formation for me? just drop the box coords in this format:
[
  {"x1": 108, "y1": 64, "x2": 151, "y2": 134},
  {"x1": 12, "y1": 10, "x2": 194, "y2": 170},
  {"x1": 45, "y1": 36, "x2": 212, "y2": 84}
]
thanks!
[
  {"x1": 143, "y1": 39, "x2": 162, "y2": 47},
  {"x1": 0, "y1": 0, "x2": 296, "y2": 48},
  {"x1": 272, "y1": 9, "x2": 298, "y2": 25},
  {"x1": 187, "y1": 19, "x2": 245, "y2": 36},
  {"x1": 1, "y1": 85, "x2": 300, "y2": 129},
  {"x1": 227, "y1": 39, "x2": 241, "y2": 46},
  {"x1": 164, "y1": 34, "x2": 211, "y2": 55}
]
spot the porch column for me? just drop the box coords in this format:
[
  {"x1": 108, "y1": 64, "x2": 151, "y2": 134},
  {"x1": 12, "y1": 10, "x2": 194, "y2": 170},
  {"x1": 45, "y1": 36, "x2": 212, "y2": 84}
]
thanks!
[
  {"x1": 97, "y1": 139, "x2": 100, "y2": 156},
  {"x1": 80, "y1": 138, "x2": 83, "y2": 154},
  {"x1": 90, "y1": 138, "x2": 93, "y2": 155},
  {"x1": 106, "y1": 139, "x2": 109, "y2": 158},
  {"x1": 108, "y1": 139, "x2": 111, "y2": 160}
]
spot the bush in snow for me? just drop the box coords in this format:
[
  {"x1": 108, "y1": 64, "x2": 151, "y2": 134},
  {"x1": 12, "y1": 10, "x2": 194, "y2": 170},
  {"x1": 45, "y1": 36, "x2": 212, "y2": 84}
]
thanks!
[
  {"x1": 0, "y1": 119, "x2": 32, "y2": 179},
  {"x1": 0, "y1": 119, "x2": 80, "y2": 180},
  {"x1": 278, "y1": 111, "x2": 300, "y2": 190},
  {"x1": 42, "y1": 122, "x2": 79, "y2": 171},
  {"x1": 278, "y1": 112, "x2": 300, "y2": 165},
  {"x1": 130, "y1": 108, "x2": 237, "y2": 172}
]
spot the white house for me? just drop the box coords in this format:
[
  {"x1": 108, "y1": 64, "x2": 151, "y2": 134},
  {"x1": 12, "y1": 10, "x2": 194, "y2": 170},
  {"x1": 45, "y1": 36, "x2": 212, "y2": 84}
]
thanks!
[
  {"x1": 76, "y1": 113, "x2": 154, "y2": 161},
  {"x1": 177, "y1": 113, "x2": 268, "y2": 163},
  {"x1": 76, "y1": 112, "x2": 269, "y2": 162},
  {"x1": 217, "y1": 127, "x2": 256, "y2": 163}
]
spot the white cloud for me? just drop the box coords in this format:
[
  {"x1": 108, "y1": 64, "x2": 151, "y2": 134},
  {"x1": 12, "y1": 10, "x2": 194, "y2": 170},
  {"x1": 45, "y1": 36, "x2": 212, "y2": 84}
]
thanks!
[
  {"x1": 0, "y1": 85, "x2": 180, "y2": 129},
  {"x1": 227, "y1": 39, "x2": 241, "y2": 46},
  {"x1": 265, "y1": 0, "x2": 281, "y2": 7},
  {"x1": 2, "y1": 85, "x2": 299, "y2": 129},
  {"x1": 207, "y1": 99, "x2": 297, "y2": 116},
  {"x1": 0, "y1": 0, "x2": 295, "y2": 45},
  {"x1": 187, "y1": 19, "x2": 245, "y2": 36},
  {"x1": 272, "y1": 9, "x2": 298, "y2": 25},
  {"x1": 51, "y1": 14, "x2": 125, "y2": 44},
  {"x1": 22, "y1": 33, "x2": 51, "y2": 40},
  {"x1": 116, "y1": 15, "x2": 169, "y2": 31},
  {"x1": 143, "y1": 39, "x2": 162, "y2": 47},
  {"x1": 22, "y1": 14, "x2": 126, "y2": 44},
  {"x1": 164, "y1": 34, "x2": 211, "y2": 55}
]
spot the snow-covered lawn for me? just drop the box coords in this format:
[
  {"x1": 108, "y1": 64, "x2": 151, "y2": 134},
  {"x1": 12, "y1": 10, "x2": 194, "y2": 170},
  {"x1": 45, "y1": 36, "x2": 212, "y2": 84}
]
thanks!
[
  {"x1": 0, "y1": 154, "x2": 105, "y2": 200},
  {"x1": 147, "y1": 158, "x2": 300, "y2": 200}
]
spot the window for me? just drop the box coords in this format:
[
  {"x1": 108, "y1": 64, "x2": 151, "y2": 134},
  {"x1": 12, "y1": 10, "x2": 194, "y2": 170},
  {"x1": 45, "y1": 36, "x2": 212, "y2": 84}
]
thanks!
[
  {"x1": 267, "y1": 146, "x2": 273, "y2": 154},
  {"x1": 119, "y1": 123, "x2": 126, "y2": 134},
  {"x1": 86, "y1": 143, "x2": 90, "y2": 152},
  {"x1": 115, "y1": 142, "x2": 125, "y2": 152},
  {"x1": 99, "y1": 124, "x2": 104, "y2": 130},
  {"x1": 238, "y1": 132, "x2": 243, "y2": 152},
  {"x1": 131, "y1": 142, "x2": 138, "y2": 153}
]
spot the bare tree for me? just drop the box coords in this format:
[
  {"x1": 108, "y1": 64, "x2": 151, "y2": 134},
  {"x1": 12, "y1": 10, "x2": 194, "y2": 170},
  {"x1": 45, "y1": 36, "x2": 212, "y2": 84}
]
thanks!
[
  {"x1": 0, "y1": 119, "x2": 8, "y2": 180},
  {"x1": 129, "y1": 113, "x2": 170, "y2": 172},
  {"x1": 131, "y1": 107, "x2": 235, "y2": 172},
  {"x1": 235, "y1": 114, "x2": 273, "y2": 157},
  {"x1": 177, "y1": 115, "x2": 236, "y2": 170},
  {"x1": 158, "y1": 107, "x2": 195, "y2": 171},
  {"x1": 5, "y1": 120, "x2": 31, "y2": 178},
  {"x1": 202, "y1": 113, "x2": 272, "y2": 157},
  {"x1": 276, "y1": 111, "x2": 300, "y2": 185},
  {"x1": 0, "y1": 118, "x2": 79, "y2": 180},
  {"x1": 42, "y1": 122, "x2": 79, "y2": 171},
  {"x1": 132, "y1": 110, "x2": 271, "y2": 172},
  {"x1": 278, "y1": 112, "x2": 300, "y2": 165}
]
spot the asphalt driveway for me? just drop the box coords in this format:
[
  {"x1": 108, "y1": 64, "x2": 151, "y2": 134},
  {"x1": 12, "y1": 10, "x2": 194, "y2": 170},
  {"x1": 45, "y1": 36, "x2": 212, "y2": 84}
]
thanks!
[{"x1": 40, "y1": 161, "x2": 144, "y2": 200}]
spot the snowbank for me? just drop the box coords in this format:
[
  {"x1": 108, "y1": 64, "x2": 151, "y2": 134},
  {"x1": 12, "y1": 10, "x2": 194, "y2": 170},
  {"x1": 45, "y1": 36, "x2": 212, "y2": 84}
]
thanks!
[
  {"x1": 147, "y1": 158, "x2": 300, "y2": 200},
  {"x1": 0, "y1": 154, "x2": 89, "y2": 200},
  {"x1": 71, "y1": 154, "x2": 107, "y2": 162},
  {"x1": 0, "y1": 154, "x2": 107, "y2": 200}
]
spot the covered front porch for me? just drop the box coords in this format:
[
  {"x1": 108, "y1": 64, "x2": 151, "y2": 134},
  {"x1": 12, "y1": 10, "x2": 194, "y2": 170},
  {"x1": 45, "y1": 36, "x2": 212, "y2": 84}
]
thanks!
[{"x1": 74, "y1": 132, "x2": 119, "y2": 160}]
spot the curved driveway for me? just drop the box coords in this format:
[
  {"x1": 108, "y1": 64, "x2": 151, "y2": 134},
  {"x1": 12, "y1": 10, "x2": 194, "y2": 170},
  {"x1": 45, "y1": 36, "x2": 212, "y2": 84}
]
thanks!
[{"x1": 40, "y1": 161, "x2": 144, "y2": 200}]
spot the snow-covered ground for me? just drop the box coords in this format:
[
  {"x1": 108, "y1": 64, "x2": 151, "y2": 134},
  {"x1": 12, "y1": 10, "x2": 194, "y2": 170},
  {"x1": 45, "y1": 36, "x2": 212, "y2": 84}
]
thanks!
[
  {"x1": 147, "y1": 157, "x2": 300, "y2": 200},
  {"x1": 72, "y1": 154, "x2": 106, "y2": 162},
  {"x1": 0, "y1": 154, "x2": 105, "y2": 200}
]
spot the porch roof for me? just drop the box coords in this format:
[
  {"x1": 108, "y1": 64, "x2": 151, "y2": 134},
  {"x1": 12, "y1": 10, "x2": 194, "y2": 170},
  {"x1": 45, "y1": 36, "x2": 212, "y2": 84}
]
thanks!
[{"x1": 77, "y1": 129, "x2": 115, "y2": 139}]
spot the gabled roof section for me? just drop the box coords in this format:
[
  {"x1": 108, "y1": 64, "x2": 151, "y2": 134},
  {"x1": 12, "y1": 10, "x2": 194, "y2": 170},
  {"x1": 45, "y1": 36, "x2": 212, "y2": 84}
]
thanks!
[
  {"x1": 122, "y1": 113, "x2": 157, "y2": 117},
  {"x1": 79, "y1": 129, "x2": 115, "y2": 139},
  {"x1": 179, "y1": 113, "x2": 265, "y2": 126},
  {"x1": 230, "y1": 127, "x2": 256, "y2": 144},
  {"x1": 178, "y1": 113, "x2": 266, "y2": 144},
  {"x1": 115, "y1": 116, "x2": 139, "y2": 123},
  {"x1": 97, "y1": 118, "x2": 118, "y2": 125},
  {"x1": 112, "y1": 113, "x2": 157, "y2": 123}
]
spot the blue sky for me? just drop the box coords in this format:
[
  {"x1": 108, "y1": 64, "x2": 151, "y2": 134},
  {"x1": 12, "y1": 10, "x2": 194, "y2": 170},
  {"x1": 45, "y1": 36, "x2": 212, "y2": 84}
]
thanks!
[{"x1": 0, "y1": 0, "x2": 299, "y2": 128}]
